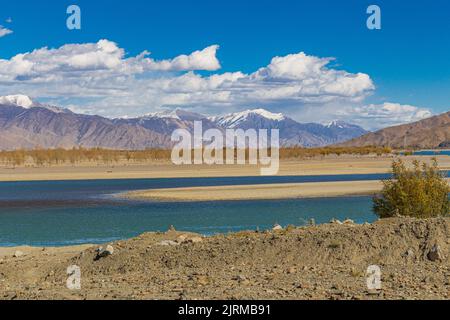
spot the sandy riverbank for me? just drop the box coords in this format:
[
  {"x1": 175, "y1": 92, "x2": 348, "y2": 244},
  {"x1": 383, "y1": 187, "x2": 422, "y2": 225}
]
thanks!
[
  {"x1": 124, "y1": 180, "x2": 385, "y2": 201},
  {"x1": 0, "y1": 217, "x2": 448, "y2": 300},
  {"x1": 0, "y1": 155, "x2": 448, "y2": 182},
  {"x1": 0, "y1": 245, "x2": 93, "y2": 259}
]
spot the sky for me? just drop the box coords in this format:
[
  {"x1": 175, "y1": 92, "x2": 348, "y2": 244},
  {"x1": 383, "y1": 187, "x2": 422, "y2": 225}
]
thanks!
[{"x1": 0, "y1": 0, "x2": 449, "y2": 129}]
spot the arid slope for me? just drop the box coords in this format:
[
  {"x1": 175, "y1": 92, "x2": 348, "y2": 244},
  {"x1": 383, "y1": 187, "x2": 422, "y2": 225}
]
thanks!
[{"x1": 341, "y1": 111, "x2": 450, "y2": 149}]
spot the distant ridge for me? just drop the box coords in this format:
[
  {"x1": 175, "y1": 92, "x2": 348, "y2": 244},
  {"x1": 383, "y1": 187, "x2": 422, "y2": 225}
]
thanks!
[
  {"x1": 0, "y1": 95, "x2": 368, "y2": 150},
  {"x1": 339, "y1": 111, "x2": 450, "y2": 149}
]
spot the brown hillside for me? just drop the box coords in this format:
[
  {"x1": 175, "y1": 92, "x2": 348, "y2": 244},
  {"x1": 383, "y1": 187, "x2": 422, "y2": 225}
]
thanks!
[{"x1": 340, "y1": 111, "x2": 450, "y2": 149}]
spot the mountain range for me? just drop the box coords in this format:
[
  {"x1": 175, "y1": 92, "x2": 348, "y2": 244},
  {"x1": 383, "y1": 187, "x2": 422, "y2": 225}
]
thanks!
[
  {"x1": 340, "y1": 111, "x2": 450, "y2": 149},
  {"x1": 0, "y1": 95, "x2": 368, "y2": 150}
]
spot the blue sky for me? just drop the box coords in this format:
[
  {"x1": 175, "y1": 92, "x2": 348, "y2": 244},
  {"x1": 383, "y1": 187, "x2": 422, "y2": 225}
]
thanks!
[{"x1": 0, "y1": 0, "x2": 449, "y2": 128}]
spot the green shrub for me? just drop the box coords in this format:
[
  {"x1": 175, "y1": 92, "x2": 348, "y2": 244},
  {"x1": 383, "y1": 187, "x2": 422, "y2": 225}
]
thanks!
[{"x1": 373, "y1": 159, "x2": 449, "y2": 218}]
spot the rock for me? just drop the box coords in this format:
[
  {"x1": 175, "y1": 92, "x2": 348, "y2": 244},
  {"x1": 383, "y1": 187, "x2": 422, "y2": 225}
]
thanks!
[
  {"x1": 234, "y1": 275, "x2": 250, "y2": 285},
  {"x1": 287, "y1": 267, "x2": 297, "y2": 274},
  {"x1": 95, "y1": 245, "x2": 114, "y2": 260},
  {"x1": 13, "y1": 250, "x2": 24, "y2": 258},
  {"x1": 404, "y1": 248, "x2": 415, "y2": 259},
  {"x1": 158, "y1": 240, "x2": 179, "y2": 246},
  {"x1": 241, "y1": 279, "x2": 251, "y2": 285},
  {"x1": 235, "y1": 274, "x2": 247, "y2": 281},
  {"x1": 176, "y1": 235, "x2": 187, "y2": 243},
  {"x1": 427, "y1": 245, "x2": 443, "y2": 262},
  {"x1": 175, "y1": 235, "x2": 202, "y2": 244},
  {"x1": 105, "y1": 245, "x2": 114, "y2": 254},
  {"x1": 330, "y1": 219, "x2": 343, "y2": 225},
  {"x1": 188, "y1": 236, "x2": 203, "y2": 243},
  {"x1": 168, "y1": 225, "x2": 176, "y2": 232},
  {"x1": 196, "y1": 275, "x2": 210, "y2": 286},
  {"x1": 343, "y1": 219, "x2": 355, "y2": 225},
  {"x1": 272, "y1": 224, "x2": 283, "y2": 231}
]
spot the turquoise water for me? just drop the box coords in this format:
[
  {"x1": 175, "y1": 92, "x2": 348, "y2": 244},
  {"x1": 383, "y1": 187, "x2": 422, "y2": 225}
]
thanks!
[
  {"x1": 0, "y1": 196, "x2": 375, "y2": 247},
  {"x1": 2, "y1": 173, "x2": 442, "y2": 247},
  {"x1": 413, "y1": 150, "x2": 450, "y2": 156}
]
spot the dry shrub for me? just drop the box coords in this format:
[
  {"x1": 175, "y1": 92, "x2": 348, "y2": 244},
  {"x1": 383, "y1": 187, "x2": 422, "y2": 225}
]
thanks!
[{"x1": 373, "y1": 159, "x2": 450, "y2": 218}]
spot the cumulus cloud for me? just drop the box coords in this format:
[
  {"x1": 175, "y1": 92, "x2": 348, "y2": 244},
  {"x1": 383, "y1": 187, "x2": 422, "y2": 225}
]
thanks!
[
  {"x1": 1, "y1": 38, "x2": 427, "y2": 129},
  {"x1": 0, "y1": 40, "x2": 376, "y2": 119},
  {"x1": 334, "y1": 102, "x2": 433, "y2": 130},
  {"x1": 0, "y1": 25, "x2": 12, "y2": 38},
  {"x1": 0, "y1": 40, "x2": 220, "y2": 82}
]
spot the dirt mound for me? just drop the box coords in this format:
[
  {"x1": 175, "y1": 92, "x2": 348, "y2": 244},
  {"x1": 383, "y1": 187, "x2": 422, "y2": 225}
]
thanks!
[{"x1": 0, "y1": 218, "x2": 448, "y2": 300}]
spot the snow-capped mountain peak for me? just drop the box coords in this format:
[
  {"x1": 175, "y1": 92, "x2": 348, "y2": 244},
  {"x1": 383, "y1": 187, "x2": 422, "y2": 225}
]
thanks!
[
  {"x1": 39, "y1": 105, "x2": 73, "y2": 114},
  {"x1": 247, "y1": 108, "x2": 286, "y2": 121},
  {"x1": 142, "y1": 108, "x2": 205, "y2": 121},
  {"x1": 144, "y1": 109, "x2": 182, "y2": 120},
  {"x1": 325, "y1": 120, "x2": 357, "y2": 129},
  {"x1": 209, "y1": 108, "x2": 286, "y2": 128},
  {"x1": 0, "y1": 97, "x2": 370, "y2": 149},
  {"x1": 0, "y1": 95, "x2": 34, "y2": 108}
]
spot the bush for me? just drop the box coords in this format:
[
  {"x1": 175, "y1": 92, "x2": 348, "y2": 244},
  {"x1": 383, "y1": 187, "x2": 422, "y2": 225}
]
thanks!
[{"x1": 373, "y1": 159, "x2": 449, "y2": 218}]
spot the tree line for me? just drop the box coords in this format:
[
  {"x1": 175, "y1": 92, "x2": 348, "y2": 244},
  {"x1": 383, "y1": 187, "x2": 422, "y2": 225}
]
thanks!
[{"x1": 0, "y1": 146, "x2": 392, "y2": 167}]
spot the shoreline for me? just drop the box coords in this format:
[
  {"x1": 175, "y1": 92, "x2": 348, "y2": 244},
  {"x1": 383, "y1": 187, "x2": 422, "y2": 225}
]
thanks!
[
  {"x1": 0, "y1": 244, "x2": 93, "y2": 258},
  {"x1": 0, "y1": 155, "x2": 449, "y2": 182},
  {"x1": 123, "y1": 180, "x2": 384, "y2": 202}
]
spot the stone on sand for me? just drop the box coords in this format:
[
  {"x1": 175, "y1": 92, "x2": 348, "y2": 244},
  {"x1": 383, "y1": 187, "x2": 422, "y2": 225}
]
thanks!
[
  {"x1": 95, "y1": 245, "x2": 114, "y2": 260},
  {"x1": 272, "y1": 224, "x2": 283, "y2": 231},
  {"x1": 427, "y1": 245, "x2": 443, "y2": 262},
  {"x1": 158, "y1": 240, "x2": 179, "y2": 246},
  {"x1": 13, "y1": 250, "x2": 24, "y2": 258}
]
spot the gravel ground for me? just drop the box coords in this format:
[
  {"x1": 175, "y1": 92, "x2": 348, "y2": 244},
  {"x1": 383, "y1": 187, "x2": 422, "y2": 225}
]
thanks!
[{"x1": 0, "y1": 217, "x2": 448, "y2": 300}]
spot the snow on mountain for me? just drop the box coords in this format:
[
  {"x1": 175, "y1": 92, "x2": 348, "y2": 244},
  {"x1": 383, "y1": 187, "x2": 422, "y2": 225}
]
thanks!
[
  {"x1": 143, "y1": 109, "x2": 182, "y2": 120},
  {"x1": 208, "y1": 109, "x2": 368, "y2": 147},
  {"x1": 324, "y1": 120, "x2": 368, "y2": 138},
  {"x1": 142, "y1": 108, "x2": 205, "y2": 121},
  {"x1": 0, "y1": 96, "x2": 368, "y2": 149},
  {"x1": 325, "y1": 120, "x2": 361, "y2": 130},
  {"x1": 38, "y1": 105, "x2": 73, "y2": 114},
  {"x1": 209, "y1": 108, "x2": 285, "y2": 128}
]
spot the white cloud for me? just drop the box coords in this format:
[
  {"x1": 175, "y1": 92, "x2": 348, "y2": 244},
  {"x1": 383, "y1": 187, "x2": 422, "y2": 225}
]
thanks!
[
  {"x1": 154, "y1": 45, "x2": 220, "y2": 71},
  {"x1": 1, "y1": 38, "x2": 429, "y2": 129},
  {"x1": 0, "y1": 25, "x2": 13, "y2": 38},
  {"x1": 334, "y1": 102, "x2": 433, "y2": 130},
  {"x1": 0, "y1": 40, "x2": 376, "y2": 119},
  {"x1": 0, "y1": 40, "x2": 220, "y2": 82}
]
